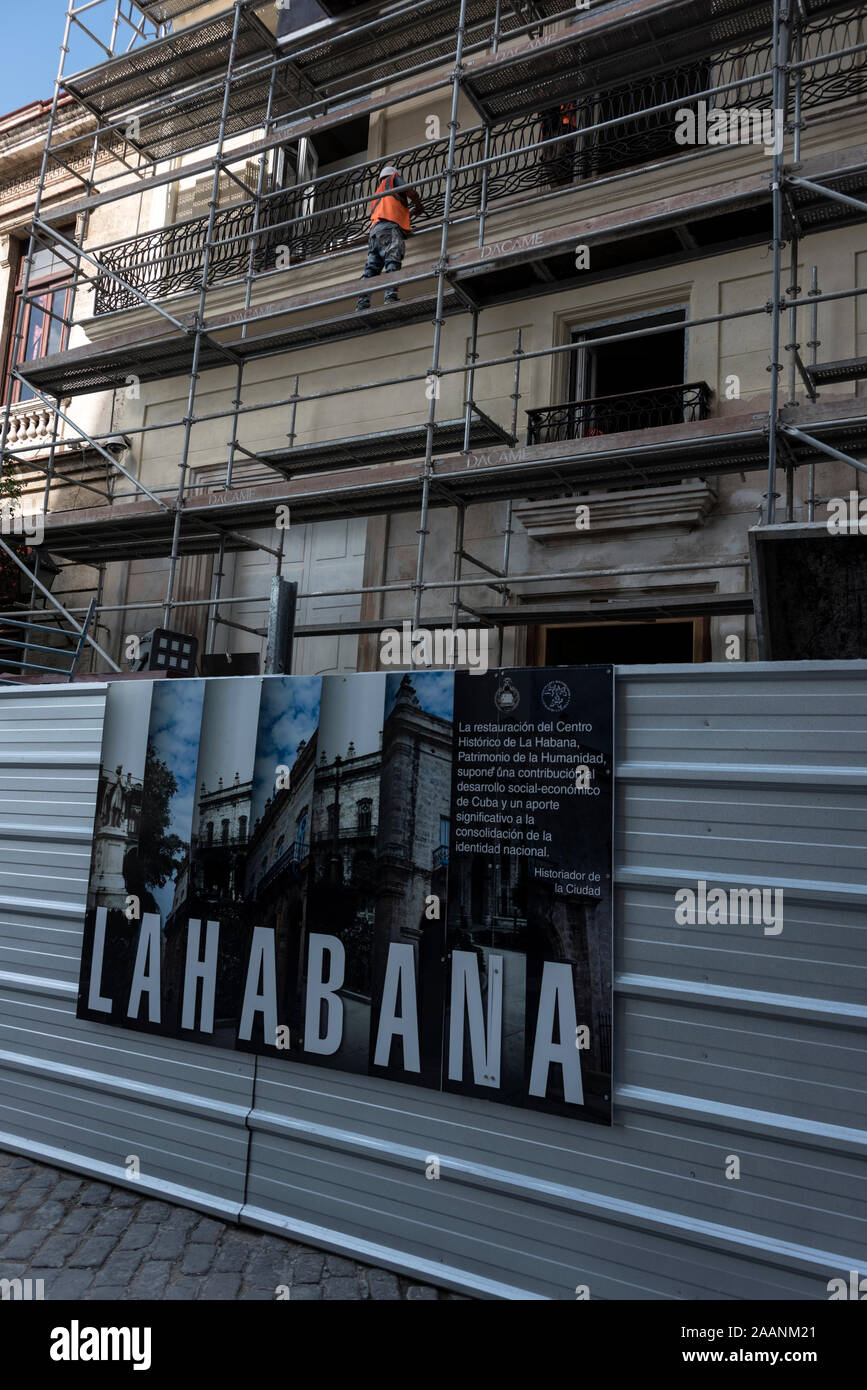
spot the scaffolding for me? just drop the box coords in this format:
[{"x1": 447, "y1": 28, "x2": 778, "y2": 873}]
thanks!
[{"x1": 2, "y1": 0, "x2": 867, "y2": 676}]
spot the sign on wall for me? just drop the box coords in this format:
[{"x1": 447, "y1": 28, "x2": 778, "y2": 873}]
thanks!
[{"x1": 77, "y1": 667, "x2": 614, "y2": 1124}]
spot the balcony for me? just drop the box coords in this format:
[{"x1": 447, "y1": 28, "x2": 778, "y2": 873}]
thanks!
[
  {"x1": 526, "y1": 383, "x2": 711, "y2": 446},
  {"x1": 252, "y1": 839, "x2": 311, "y2": 898},
  {"x1": 91, "y1": 38, "x2": 762, "y2": 319},
  {"x1": 93, "y1": 116, "x2": 551, "y2": 314},
  {"x1": 200, "y1": 830, "x2": 249, "y2": 850},
  {"x1": 2, "y1": 403, "x2": 60, "y2": 450}
]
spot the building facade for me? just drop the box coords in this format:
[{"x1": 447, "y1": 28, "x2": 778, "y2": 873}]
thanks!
[{"x1": 0, "y1": 0, "x2": 865, "y2": 675}]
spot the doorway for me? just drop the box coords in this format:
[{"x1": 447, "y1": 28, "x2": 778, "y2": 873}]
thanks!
[{"x1": 568, "y1": 309, "x2": 687, "y2": 435}]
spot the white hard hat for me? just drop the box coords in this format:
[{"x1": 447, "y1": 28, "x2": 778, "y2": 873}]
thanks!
[{"x1": 381, "y1": 164, "x2": 399, "y2": 176}]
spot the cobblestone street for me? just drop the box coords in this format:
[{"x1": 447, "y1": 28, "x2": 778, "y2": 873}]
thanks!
[{"x1": 0, "y1": 1150, "x2": 459, "y2": 1300}]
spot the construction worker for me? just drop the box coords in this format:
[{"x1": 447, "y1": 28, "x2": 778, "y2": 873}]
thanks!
[
  {"x1": 355, "y1": 163, "x2": 425, "y2": 311},
  {"x1": 540, "y1": 101, "x2": 579, "y2": 185}
]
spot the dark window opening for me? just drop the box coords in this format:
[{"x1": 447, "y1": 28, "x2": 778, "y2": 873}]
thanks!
[
  {"x1": 311, "y1": 114, "x2": 370, "y2": 171},
  {"x1": 543, "y1": 620, "x2": 706, "y2": 665}
]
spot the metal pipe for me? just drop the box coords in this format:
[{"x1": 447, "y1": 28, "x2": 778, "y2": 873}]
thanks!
[
  {"x1": 205, "y1": 537, "x2": 226, "y2": 656},
  {"x1": 792, "y1": 19, "x2": 803, "y2": 165},
  {"x1": 0, "y1": 534, "x2": 120, "y2": 670},
  {"x1": 450, "y1": 505, "x2": 465, "y2": 630},
  {"x1": 807, "y1": 264, "x2": 819, "y2": 520},
  {"x1": 786, "y1": 230, "x2": 799, "y2": 408},
  {"x1": 462, "y1": 310, "x2": 479, "y2": 454},
  {"x1": 11, "y1": 287, "x2": 858, "y2": 468},
  {"x1": 57, "y1": 98, "x2": 769, "y2": 270},
  {"x1": 413, "y1": 0, "x2": 470, "y2": 630},
  {"x1": 477, "y1": 123, "x2": 492, "y2": 247},
  {"x1": 8, "y1": 374, "x2": 167, "y2": 508},
  {"x1": 33, "y1": 216, "x2": 191, "y2": 334},
  {"x1": 510, "y1": 328, "x2": 523, "y2": 438},
  {"x1": 781, "y1": 426, "x2": 867, "y2": 478},
  {"x1": 226, "y1": 363, "x2": 245, "y2": 493},
  {"x1": 287, "y1": 376, "x2": 300, "y2": 449},
  {"x1": 786, "y1": 177, "x2": 867, "y2": 217},
  {"x1": 49, "y1": 1, "x2": 590, "y2": 179},
  {"x1": 162, "y1": 0, "x2": 244, "y2": 629},
  {"x1": 0, "y1": 0, "x2": 74, "y2": 481},
  {"x1": 785, "y1": 464, "x2": 794, "y2": 522},
  {"x1": 47, "y1": 47, "x2": 777, "y2": 220},
  {"x1": 0, "y1": 558, "x2": 749, "y2": 622},
  {"x1": 765, "y1": 0, "x2": 790, "y2": 525},
  {"x1": 497, "y1": 497, "x2": 514, "y2": 667}
]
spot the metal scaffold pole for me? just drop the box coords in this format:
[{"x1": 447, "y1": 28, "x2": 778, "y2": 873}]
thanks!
[
  {"x1": 412, "y1": 0, "x2": 470, "y2": 630},
  {"x1": 162, "y1": 0, "x2": 245, "y2": 630},
  {"x1": 0, "y1": 4, "x2": 74, "y2": 477},
  {"x1": 807, "y1": 264, "x2": 820, "y2": 520},
  {"x1": 765, "y1": 0, "x2": 792, "y2": 525}
]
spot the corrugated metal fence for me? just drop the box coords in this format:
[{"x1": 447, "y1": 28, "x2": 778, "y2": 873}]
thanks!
[{"x1": 0, "y1": 664, "x2": 865, "y2": 1299}]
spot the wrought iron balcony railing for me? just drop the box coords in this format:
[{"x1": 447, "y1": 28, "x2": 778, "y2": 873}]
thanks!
[
  {"x1": 250, "y1": 838, "x2": 310, "y2": 897},
  {"x1": 91, "y1": 8, "x2": 866, "y2": 316},
  {"x1": 526, "y1": 382, "x2": 712, "y2": 445},
  {"x1": 95, "y1": 114, "x2": 551, "y2": 313}
]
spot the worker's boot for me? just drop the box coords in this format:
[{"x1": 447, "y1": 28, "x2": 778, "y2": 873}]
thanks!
[
  {"x1": 384, "y1": 287, "x2": 399, "y2": 305},
  {"x1": 355, "y1": 293, "x2": 371, "y2": 312}
]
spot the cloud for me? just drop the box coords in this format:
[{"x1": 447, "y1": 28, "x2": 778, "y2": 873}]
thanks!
[
  {"x1": 147, "y1": 681, "x2": 205, "y2": 808},
  {"x1": 385, "y1": 670, "x2": 454, "y2": 722},
  {"x1": 251, "y1": 676, "x2": 321, "y2": 823}
]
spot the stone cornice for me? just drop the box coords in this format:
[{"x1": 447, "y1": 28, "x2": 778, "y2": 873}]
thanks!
[{"x1": 514, "y1": 480, "x2": 716, "y2": 543}]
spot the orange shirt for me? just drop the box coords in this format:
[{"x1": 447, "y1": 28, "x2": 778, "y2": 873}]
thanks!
[{"x1": 370, "y1": 174, "x2": 411, "y2": 232}]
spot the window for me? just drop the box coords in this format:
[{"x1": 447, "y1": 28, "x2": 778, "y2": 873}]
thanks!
[
  {"x1": 221, "y1": 818, "x2": 230, "y2": 844},
  {"x1": 357, "y1": 798, "x2": 372, "y2": 832},
  {"x1": 4, "y1": 239, "x2": 74, "y2": 403},
  {"x1": 440, "y1": 816, "x2": 450, "y2": 847},
  {"x1": 295, "y1": 812, "x2": 308, "y2": 857},
  {"x1": 564, "y1": 310, "x2": 688, "y2": 437},
  {"x1": 327, "y1": 803, "x2": 339, "y2": 836},
  {"x1": 238, "y1": 815, "x2": 247, "y2": 842},
  {"x1": 206, "y1": 822, "x2": 214, "y2": 845},
  {"x1": 172, "y1": 160, "x2": 263, "y2": 222}
]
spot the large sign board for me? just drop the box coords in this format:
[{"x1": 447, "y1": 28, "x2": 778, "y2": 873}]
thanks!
[{"x1": 77, "y1": 668, "x2": 614, "y2": 1124}]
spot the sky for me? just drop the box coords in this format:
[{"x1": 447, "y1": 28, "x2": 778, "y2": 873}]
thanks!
[
  {"x1": 385, "y1": 670, "x2": 454, "y2": 722},
  {"x1": 251, "y1": 675, "x2": 321, "y2": 826},
  {"x1": 146, "y1": 679, "x2": 206, "y2": 921},
  {"x1": 0, "y1": 0, "x2": 160, "y2": 118}
]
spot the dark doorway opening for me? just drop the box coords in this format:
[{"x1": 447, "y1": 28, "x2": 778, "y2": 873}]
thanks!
[{"x1": 543, "y1": 619, "x2": 704, "y2": 665}]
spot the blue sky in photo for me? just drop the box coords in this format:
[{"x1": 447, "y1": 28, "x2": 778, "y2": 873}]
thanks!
[
  {"x1": 0, "y1": 1, "x2": 167, "y2": 117},
  {"x1": 384, "y1": 670, "x2": 454, "y2": 722},
  {"x1": 251, "y1": 675, "x2": 321, "y2": 826},
  {"x1": 146, "y1": 679, "x2": 205, "y2": 921}
]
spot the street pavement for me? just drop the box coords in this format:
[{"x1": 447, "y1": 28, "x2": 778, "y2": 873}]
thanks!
[{"x1": 0, "y1": 1149, "x2": 461, "y2": 1300}]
